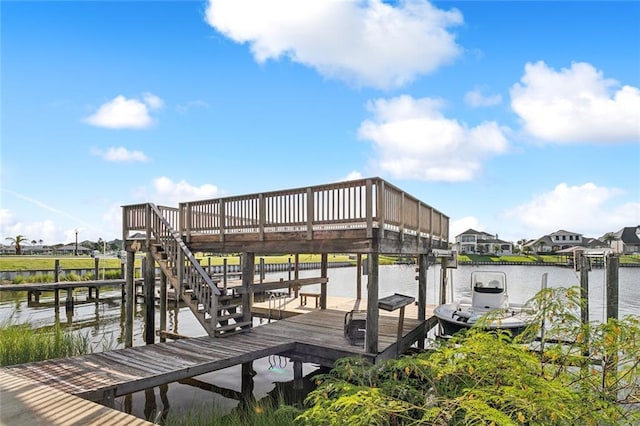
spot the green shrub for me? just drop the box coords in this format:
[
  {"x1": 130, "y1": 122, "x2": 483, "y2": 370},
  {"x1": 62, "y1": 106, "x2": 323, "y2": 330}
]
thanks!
[{"x1": 298, "y1": 287, "x2": 640, "y2": 425}]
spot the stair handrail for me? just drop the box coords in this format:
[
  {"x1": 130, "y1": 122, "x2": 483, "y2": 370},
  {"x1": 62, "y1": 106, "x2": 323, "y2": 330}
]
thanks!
[{"x1": 148, "y1": 203, "x2": 221, "y2": 298}]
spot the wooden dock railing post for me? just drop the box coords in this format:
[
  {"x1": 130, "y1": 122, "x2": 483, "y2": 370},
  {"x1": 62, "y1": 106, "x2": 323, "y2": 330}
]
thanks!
[
  {"x1": 366, "y1": 252, "x2": 379, "y2": 355},
  {"x1": 125, "y1": 250, "x2": 135, "y2": 348},
  {"x1": 320, "y1": 253, "x2": 328, "y2": 309},
  {"x1": 144, "y1": 251, "x2": 155, "y2": 344},
  {"x1": 606, "y1": 254, "x2": 619, "y2": 321},
  {"x1": 160, "y1": 272, "x2": 167, "y2": 343}
]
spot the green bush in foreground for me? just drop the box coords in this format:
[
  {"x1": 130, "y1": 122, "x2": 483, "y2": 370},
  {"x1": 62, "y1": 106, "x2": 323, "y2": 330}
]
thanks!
[
  {"x1": 298, "y1": 287, "x2": 640, "y2": 425},
  {"x1": 0, "y1": 321, "x2": 90, "y2": 366}
]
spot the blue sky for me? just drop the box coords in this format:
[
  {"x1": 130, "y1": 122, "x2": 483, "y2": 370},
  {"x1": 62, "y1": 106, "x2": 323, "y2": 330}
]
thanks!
[{"x1": 2, "y1": 0, "x2": 639, "y2": 246}]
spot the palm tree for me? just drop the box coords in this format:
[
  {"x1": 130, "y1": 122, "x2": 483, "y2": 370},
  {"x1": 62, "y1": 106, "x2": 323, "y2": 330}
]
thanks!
[{"x1": 5, "y1": 235, "x2": 28, "y2": 255}]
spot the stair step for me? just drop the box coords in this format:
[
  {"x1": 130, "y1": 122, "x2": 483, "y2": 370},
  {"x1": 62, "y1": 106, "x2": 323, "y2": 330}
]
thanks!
[
  {"x1": 216, "y1": 303, "x2": 242, "y2": 312},
  {"x1": 218, "y1": 312, "x2": 244, "y2": 322},
  {"x1": 214, "y1": 321, "x2": 252, "y2": 336},
  {"x1": 219, "y1": 294, "x2": 242, "y2": 302}
]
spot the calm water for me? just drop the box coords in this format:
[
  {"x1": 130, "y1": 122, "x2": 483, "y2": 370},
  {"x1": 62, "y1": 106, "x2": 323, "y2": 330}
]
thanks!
[{"x1": 1, "y1": 264, "x2": 638, "y2": 421}]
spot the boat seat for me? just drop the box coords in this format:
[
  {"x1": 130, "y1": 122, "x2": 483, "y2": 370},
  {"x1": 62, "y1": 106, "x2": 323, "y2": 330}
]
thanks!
[{"x1": 472, "y1": 287, "x2": 507, "y2": 309}]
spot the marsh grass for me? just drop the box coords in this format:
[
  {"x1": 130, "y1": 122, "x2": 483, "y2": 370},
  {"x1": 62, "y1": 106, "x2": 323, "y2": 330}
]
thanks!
[
  {"x1": 161, "y1": 398, "x2": 302, "y2": 426},
  {"x1": 0, "y1": 319, "x2": 90, "y2": 366}
]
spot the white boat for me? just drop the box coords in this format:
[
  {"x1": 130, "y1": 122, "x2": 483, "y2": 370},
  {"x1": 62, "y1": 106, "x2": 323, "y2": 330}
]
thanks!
[{"x1": 433, "y1": 270, "x2": 536, "y2": 337}]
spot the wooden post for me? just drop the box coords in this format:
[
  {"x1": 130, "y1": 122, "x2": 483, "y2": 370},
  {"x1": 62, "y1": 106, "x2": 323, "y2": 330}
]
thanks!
[
  {"x1": 54, "y1": 259, "x2": 60, "y2": 282},
  {"x1": 241, "y1": 361, "x2": 255, "y2": 407},
  {"x1": 287, "y1": 257, "x2": 292, "y2": 296},
  {"x1": 396, "y1": 306, "x2": 406, "y2": 342},
  {"x1": 176, "y1": 250, "x2": 184, "y2": 308},
  {"x1": 144, "y1": 251, "x2": 155, "y2": 344},
  {"x1": 94, "y1": 257, "x2": 99, "y2": 281},
  {"x1": 260, "y1": 257, "x2": 265, "y2": 284},
  {"x1": 294, "y1": 253, "x2": 300, "y2": 298},
  {"x1": 579, "y1": 252, "x2": 590, "y2": 326},
  {"x1": 320, "y1": 253, "x2": 328, "y2": 309},
  {"x1": 54, "y1": 289, "x2": 59, "y2": 308},
  {"x1": 366, "y1": 253, "x2": 379, "y2": 355},
  {"x1": 440, "y1": 257, "x2": 449, "y2": 305},
  {"x1": 65, "y1": 288, "x2": 73, "y2": 312},
  {"x1": 160, "y1": 271, "x2": 167, "y2": 343},
  {"x1": 356, "y1": 254, "x2": 362, "y2": 300},
  {"x1": 241, "y1": 252, "x2": 255, "y2": 325},
  {"x1": 125, "y1": 250, "x2": 135, "y2": 348},
  {"x1": 417, "y1": 253, "x2": 428, "y2": 349},
  {"x1": 223, "y1": 258, "x2": 228, "y2": 291},
  {"x1": 606, "y1": 255, "x2": 619, "y2": 321},
  {"x1": 293, "y1": 359, "x2": 303, "y2": 391}
]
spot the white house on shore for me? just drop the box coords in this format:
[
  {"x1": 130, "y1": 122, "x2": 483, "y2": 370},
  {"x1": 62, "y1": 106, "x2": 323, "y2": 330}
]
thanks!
[
  {"x1": 453, "y1": 229, "x2": 513, "y2": 255},
  {"x1": 525, "y1": 230, "x2": 607, "y2": 253}
]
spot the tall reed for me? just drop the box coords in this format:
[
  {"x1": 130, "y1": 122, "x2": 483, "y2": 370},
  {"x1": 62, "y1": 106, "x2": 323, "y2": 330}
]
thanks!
[{"x1": 0, "y1": 320, "x2": 90, "y2": 366}]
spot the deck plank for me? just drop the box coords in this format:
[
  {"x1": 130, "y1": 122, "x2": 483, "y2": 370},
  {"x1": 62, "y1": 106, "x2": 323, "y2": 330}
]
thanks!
[
  {"x1": 2, "y1": 309, "x2": 432, "y2": 418},
  {"x1": 0, "y1": 371, "x2": 153, "y2": 426}
]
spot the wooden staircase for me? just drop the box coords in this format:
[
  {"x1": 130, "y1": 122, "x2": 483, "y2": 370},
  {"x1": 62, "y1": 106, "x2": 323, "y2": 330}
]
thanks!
[{"x1": 143, "y1": 204, "x2": 252, "y2": 337}]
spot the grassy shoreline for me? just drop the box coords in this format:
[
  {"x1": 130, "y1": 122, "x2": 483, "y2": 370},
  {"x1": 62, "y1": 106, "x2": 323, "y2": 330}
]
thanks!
[
  {"x1": 0, "y1": 254, "x2": 640, "y2": 271},
  {"x1": 2, "y1": 253, "x2": 638, "y2": 272}
]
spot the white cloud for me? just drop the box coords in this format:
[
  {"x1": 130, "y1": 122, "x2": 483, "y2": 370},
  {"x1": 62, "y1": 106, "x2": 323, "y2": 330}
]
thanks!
[
  {"x1": 91, "y1": 146, "x2": 150, "y2": 163},
  {"x1": 343, "y1": 171, "x2": 363, "y2": 181},
  {"x1": 504, "y1": 182, "x2": 640, "y2": 238},
  {"x1": 464, "y1": 88, "x2": 502, "y2": 107},
  {"x1": 205, "y1": 0, "x2": 463, "y2": 89},
  {"x1": 85, "y1": 94, "x2": 164, "y2": 129},
  {"x1": 511, "y1": 61, "x2": 640, "y2": 143},
  {"x1": 150, "y1": 177, "x2": 222, "y2": 206},
  {"x1": 358, "y1": 95, "x2": 509, "y2": 181},
  {"x1": 0, "y1": 209, "x2": 64, "y2": 245}
]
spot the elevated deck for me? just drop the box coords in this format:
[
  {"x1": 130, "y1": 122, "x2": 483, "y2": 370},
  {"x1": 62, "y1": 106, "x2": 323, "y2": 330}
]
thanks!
[{"x1": 123, "y1": 177, "x2": 449, "y2": 255}]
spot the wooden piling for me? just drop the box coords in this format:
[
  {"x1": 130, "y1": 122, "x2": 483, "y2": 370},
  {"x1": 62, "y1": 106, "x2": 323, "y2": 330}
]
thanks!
[
  {"x1": 356, "y1": 254, "x2": 362, "y2": 300},
  {"x1": 242, "y1": 253, "x2": 255, "y2": 325},
  {"x1": 125, "y1": 250, "x2": 135, "y2": 348},
  {"x1": 320, "y1": 253, "x2": 328, "y2": 309},
  {"x1": 94, "y1": 257, "x2": 99, "y2": 281},
  {"x1": 144, "y1": 251, "x2": 155, "y2": 345},
  {"x1": 579, "y1": 252, "x2": 590, "y2": 326},
  {"x1": 366, "y1": 252, "x2": 379, "y2": 354},
  {"x1": 54, "y1": 259, "x2": 60, "y2": 283},
  {"x1": 241, "y1": 361, "x2": 255, "y2": 406},
  {"x1": 65, "y1": 288, "x2": 73, "y2": 312},
  {"x1": 293, "y1": 359, "x2": 303, "y2": 391},
  {"x1": 160, "y1": 272, "x2": 167, "y2": 343},
  {"x1": 606, "y1": 254, "x2": 619, "y2": 321}
]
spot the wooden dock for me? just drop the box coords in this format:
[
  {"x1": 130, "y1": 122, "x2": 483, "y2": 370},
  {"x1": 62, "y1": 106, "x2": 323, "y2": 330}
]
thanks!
[
  {"x1": 0, "y1": 371, "x2": 153, "y2": 425},
  {"x1": 1, "y1": 310, "x2": 434, "y2": 408}
]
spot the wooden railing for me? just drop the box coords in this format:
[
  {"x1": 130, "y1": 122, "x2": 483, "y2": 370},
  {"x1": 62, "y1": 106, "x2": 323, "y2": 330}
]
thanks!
[
  {"x1": 179, "y1": 177, "x2": 449, "y2": 244},
  {"x1": 123, "y1": 203, "x2": 220, "y2": 327}
]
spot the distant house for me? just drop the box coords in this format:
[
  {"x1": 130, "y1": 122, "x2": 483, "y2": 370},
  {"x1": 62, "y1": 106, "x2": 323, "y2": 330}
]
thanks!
[
  {"x1": 525, "y1": 230, "x2": 607, "y2": 253},
  {"x1": 454, "y1": 229, "x2": 513, "y2": 255},
  {"x1": 21, "y1": 245, "x2": 53, "y2": 255},
  {"x1": 54, "y1": 244, "x2": 93, "y2": 255},
  {"x1": 608, "y1": 226, "x2": 640, "y2": 254}
]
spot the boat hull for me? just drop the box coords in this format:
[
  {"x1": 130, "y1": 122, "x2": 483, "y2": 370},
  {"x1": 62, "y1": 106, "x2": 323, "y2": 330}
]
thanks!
[{"x1": 434, "y1": 304, "x2": 531, "y2": 337}]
